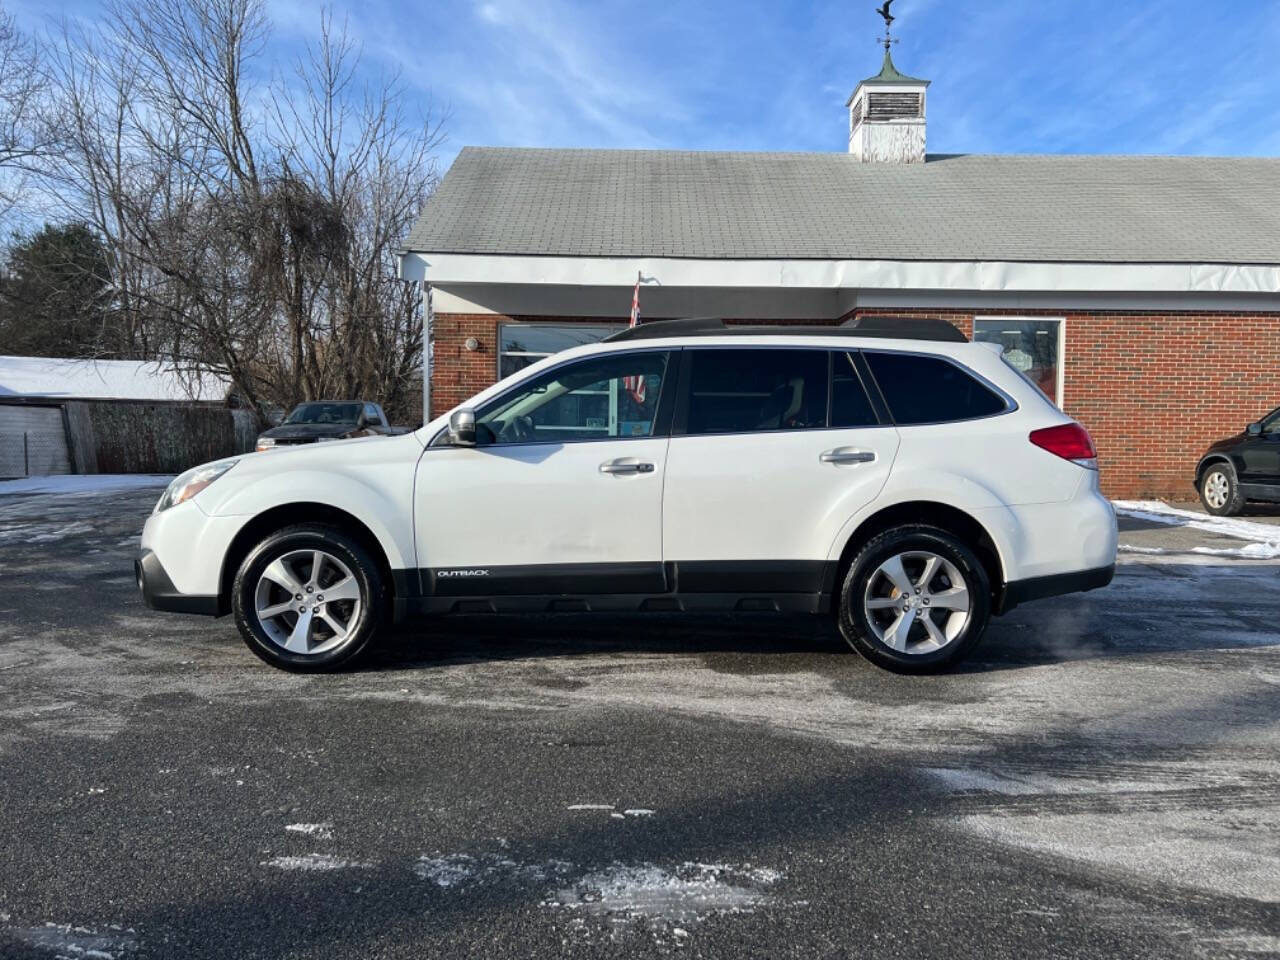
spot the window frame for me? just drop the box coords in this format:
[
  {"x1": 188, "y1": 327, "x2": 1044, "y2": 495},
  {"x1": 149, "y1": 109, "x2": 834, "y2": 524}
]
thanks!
[
  {"x1": 972, "y1": 316, "x2": 1066, "y2": 408},
  {"x1": 430, "y1": 346, "x2": 676, "y2": 449},
  {"x1": 670, "y1": 346, "x2": 892, "y2": 438},
  {"x1": 858, "y1": 348, "x2": 1019, "y2": 427},
  {"x1": 496, "y1": 322, "x2": 627, "y2": 381}
]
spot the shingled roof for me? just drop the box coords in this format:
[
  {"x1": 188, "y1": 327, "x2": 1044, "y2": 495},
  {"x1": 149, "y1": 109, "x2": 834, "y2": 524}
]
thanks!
[{"x1": 403, "y1": 147, "x2": 1280, "y2": 265}]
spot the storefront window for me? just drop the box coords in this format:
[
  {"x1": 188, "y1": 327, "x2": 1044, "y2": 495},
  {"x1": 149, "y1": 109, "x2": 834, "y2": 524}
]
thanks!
[
  {"x1": 973, "y1": 318, "x2": 1063, "y2": 406},
  {"x1": 498, "y1": 323, "x2": 625, "y2": 379}
]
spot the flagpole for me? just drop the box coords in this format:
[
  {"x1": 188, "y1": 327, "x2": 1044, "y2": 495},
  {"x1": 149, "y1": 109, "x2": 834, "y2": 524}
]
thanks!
[{"x1": 422, "y1": 280, "x2": 433, "y2": 425}]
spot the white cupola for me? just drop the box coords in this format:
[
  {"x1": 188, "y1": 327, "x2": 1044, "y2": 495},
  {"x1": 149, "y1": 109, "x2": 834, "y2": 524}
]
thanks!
[{"x1": 846, "y1": 49, "x2": 930, "y2": 163}]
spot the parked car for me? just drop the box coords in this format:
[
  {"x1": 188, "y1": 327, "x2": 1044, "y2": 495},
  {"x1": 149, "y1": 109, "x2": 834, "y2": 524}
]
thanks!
[
  {"x1": 1194, "y1": 405, "x2": 1280, "y2": 516},
  {"x1": 137, "y1": 317, "x2": 1117, "y2": 674},
  {"x1": 255, "y1": 401, "x2": 405, "y2": 451}
]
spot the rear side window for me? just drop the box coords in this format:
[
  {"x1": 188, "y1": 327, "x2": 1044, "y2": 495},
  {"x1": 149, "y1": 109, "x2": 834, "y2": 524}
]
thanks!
[
  {"x1": 831, "y1": 353, "x2": 878, "y2": 428},
  {"x1": 685, "y1": 349, "x2": 828, "y2": 435},
  {"x1": 864, "y1": 352, "x2": 1008, "y2": 425}
]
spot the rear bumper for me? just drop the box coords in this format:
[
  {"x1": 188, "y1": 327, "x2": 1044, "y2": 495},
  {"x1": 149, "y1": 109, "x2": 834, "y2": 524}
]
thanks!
[
  {"x1": 995, "y1": 563, "x2": 1114, "y2": 615},
  {"x1": 135, "y1": 550, "x2": 222, "y2": 616}
]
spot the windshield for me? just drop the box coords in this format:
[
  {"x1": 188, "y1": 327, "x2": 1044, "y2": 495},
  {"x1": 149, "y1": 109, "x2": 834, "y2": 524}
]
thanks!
[{"x1": 285, "y1": 403, "x2": 361, "y2": 425}]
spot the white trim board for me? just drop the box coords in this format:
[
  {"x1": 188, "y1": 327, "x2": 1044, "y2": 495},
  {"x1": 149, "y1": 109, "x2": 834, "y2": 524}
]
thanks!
[
  {"x1": 427, "y1": 283, "x2": 1280, "y2": 320},
  {"x1": 401, "y1": 252, "x2": 1280, "y2": 297}
]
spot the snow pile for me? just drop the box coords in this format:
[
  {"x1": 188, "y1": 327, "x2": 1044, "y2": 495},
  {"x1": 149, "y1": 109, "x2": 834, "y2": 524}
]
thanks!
[{"x1": 1114, "y1": 500, "x2": 1280, "y2": 560}]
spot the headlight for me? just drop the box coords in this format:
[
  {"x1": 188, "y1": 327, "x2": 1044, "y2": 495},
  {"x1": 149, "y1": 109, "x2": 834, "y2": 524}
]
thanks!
[
  {"x1": 256, "y1": 437, "x2": 276, "y2": 452},
  {"x1": 155, "y1": 460, "x2": 239, "y2": 513}
]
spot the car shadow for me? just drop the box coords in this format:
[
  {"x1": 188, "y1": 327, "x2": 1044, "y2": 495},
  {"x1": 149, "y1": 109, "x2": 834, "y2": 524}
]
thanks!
[
  {"x1": 367, "y1": 612, "x2": 846, "y2": 672},
  {"x1": 360, "y1": 564, "x2": 1280, "y2": 676}
]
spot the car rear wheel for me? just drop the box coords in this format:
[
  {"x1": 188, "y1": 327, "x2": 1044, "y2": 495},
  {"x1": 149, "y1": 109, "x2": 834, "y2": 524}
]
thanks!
[
  {"x1": 232, "y1": 524, "x2": 386, "y2": 672},
  {"x1": 838, "y1": 525, "x2": 991, "y2": 674},
  {"x1": 1199, "y1": 464, "x2": 1243, "y2": 517}
]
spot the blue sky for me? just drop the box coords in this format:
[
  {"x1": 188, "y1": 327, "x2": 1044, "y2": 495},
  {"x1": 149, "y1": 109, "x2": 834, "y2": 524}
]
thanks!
[{"x1": 15, "y1": 0, "x2": 1280, "y2": 173}]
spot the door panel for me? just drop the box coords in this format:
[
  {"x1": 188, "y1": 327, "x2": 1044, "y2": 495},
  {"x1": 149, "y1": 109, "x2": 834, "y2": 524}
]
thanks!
[
  {"x1": 1241, "y1": 411, "x2": 1280, "y2": 484},
  {"x1": 414, "y1": 349, "x2": 674, "y2": 597},
  {"x1": 662, "y1": 347, "x2": 899, "y2": 583},
  {"x1": 415, "y1": 439, "x2": 669, "y2": 593},
  {"x1": 662, "y1": 428, "x2": 899, "y2": 573}
]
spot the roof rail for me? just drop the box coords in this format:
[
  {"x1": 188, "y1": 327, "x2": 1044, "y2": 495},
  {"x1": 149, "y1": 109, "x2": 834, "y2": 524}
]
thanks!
[
  {"x1": 840, "y1": 316, "x2": 967, "y2": 343},
  {"x1": 603, "y1": 317, "x2": 726, "y2": 342},
  {"x1": 603, "y1": 315, "x2": 968, "y2": 345}
]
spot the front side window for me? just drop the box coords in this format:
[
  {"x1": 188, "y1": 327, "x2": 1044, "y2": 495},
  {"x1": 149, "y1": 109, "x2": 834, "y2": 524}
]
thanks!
[
  {"x1": 864, "y1": 352, "x2": 1008, "y2": 425},
  {"x1": 476, "y1": 352, "x2": 669, "y2": 445},
  {"x1": 685, "y1": 349, "x2": 828, "y2": 435},
  {"x1": 498, "y1": 324, "x2": 625, "y2": 379},
  {"x1": 1261, "y1": 406, "x2": 1280, "y2": 435},
  {"x1": 973, "y1": 318, "x2": 1063, "y2": 405}
]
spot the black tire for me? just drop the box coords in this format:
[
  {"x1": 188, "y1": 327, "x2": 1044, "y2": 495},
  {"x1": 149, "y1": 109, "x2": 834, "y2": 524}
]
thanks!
[
  {"x1": 1198, "y1": 463, "x2": 1244, "y2": 517},
  {"x1": 837, "y1": 524, "x2": 992, "y2": 674},
  {"x1": 232, "y1": 524, "x2": 386, "y2": 672}
]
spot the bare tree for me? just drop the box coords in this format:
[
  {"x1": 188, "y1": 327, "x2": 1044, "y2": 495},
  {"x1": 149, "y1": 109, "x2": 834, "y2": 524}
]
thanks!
[
  {"x1": 41, "y1": 0, "x2": 444, "y2": 424},
  {"x1": 0, "y1": 5, "x2": 53, "y2": 214}
]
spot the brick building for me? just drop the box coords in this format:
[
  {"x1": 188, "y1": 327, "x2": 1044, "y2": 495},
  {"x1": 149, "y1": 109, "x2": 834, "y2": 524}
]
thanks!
[{"x1": 399, "y1": 52, "x2": 1280, "y2": 500}]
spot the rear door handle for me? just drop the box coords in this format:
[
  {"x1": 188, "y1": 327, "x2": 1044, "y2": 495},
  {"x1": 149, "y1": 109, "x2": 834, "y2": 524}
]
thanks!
[
  {"x1": 599, "y1": 457, "x2": 655, "y2": 475},
  {"x1": 820, "y1": 448, "x2": 876, "y2": 465}
]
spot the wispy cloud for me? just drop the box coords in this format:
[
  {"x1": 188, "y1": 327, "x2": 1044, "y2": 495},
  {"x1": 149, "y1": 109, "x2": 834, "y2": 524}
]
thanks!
[{"x1": 13, "y1": 0, "x2": 1280, "y2": 172}]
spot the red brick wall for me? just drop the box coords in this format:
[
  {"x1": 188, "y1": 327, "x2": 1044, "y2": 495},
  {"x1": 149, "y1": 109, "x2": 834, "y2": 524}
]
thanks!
[
  {"x1": 432, "y1": 308, "x2": 1280, "y2": 500},
  {"x1": 430, "y1": 313, "x2": 504, "y2": 417}
]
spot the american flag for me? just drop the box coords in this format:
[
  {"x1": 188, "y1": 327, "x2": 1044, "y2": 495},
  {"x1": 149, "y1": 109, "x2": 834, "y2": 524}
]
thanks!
[{"x1": 623, "y1": 273, "x2": 645, "y2": 404}]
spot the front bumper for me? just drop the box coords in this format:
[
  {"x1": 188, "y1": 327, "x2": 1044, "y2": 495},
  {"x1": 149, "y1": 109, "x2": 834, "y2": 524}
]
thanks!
[{"x1": 135, "y1": 550, "x2": 222, "y2": 616}]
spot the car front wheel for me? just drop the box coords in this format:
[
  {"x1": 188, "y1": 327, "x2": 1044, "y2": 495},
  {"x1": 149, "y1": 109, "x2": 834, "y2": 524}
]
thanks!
[
  {"x1": 232, "y1": 524, "x2": 386, "y2": 672},
  {"x1": 838, "y1": 524, "x2": 992, "y2": 674},
  {"x1": 1199, "y1": 464, "x2": 1243, "y2": 517}
]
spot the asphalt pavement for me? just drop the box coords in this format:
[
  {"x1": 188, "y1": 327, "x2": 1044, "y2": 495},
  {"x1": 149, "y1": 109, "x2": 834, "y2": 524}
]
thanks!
[{"x1": 0, "y1": 482, "x2": 1277, "y2": 959}]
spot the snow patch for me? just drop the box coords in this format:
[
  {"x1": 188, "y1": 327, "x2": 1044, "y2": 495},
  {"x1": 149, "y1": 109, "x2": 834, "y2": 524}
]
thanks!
[
  {"x1": 413, "y1": 853, "x2": 573, "y2": 889},
  {"x1": 0, "y1": 474, "x2": 172, "y2": 498},
  {"x1": 1114, "y1": 500, "x2": 1280, "y2": 547},
  {"x1": 261, "y1": 853, "x2": 371, "y2": 871},
  {"x1": 566, "y1": 803, "x2": 615, "y2": 811},
  {"x1": 1192, "y1": 542, "x2": 1280, "y2": 560},
  {"x1": 284, "y1": 822, "x2": 334, "y2": 840},
  {"x1": 550, "y1": 862, "x2": 784, "y2": 925},
  {"x1": 9, "y1": 922, "x2": 137, "y2": 958},
  {"x1": 623, "y1": 808, "x2": 655, "y2": 817}
]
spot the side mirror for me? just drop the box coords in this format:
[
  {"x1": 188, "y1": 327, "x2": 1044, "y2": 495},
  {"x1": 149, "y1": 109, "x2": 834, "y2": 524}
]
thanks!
[
  {"x1": 449, "y1": 408, "x2": 477, "y2": 446},
  {"x1": 1247, "y1": 422, "x2": 1263, "y2": 437}
]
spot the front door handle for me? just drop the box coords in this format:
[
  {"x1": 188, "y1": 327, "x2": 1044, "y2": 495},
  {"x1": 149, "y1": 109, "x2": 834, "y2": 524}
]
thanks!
[
  {"x1": 820, "y1": 448, "x2": 876, "y2": 465},
  {"x1": 599, "y1": 457, "x2": 656, "y2": 475}
]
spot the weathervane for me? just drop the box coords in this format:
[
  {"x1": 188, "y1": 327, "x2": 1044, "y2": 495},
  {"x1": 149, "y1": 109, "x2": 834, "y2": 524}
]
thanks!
[{"x1": 875, "y1": 0, "x2": 898, "y2": 53}]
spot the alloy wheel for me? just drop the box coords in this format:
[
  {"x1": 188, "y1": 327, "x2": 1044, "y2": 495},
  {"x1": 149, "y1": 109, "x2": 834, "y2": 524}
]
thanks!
[
  {"x1": 254, "y1": 549, "x2": 362, "y2": 655},
  {"x1": 862, "y1": 550, "x2": 972, "y2": 654}
]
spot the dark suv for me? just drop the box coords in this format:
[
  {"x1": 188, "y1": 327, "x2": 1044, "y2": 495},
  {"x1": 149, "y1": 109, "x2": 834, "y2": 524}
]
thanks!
[{"x1": 1195, "y1": 405, "x2": 1280, "y2": 515}]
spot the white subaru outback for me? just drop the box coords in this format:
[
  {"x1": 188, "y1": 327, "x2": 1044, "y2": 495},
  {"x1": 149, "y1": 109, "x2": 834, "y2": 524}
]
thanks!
[{"x1": 137, "y1": 317, "x2": 1117, "y2": 674}]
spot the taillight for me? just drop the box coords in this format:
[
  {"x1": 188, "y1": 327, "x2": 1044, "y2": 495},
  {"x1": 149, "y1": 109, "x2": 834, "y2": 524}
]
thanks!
[{"x1": 1029, "y1": 423, "x2": 1098, "y2": 469}]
